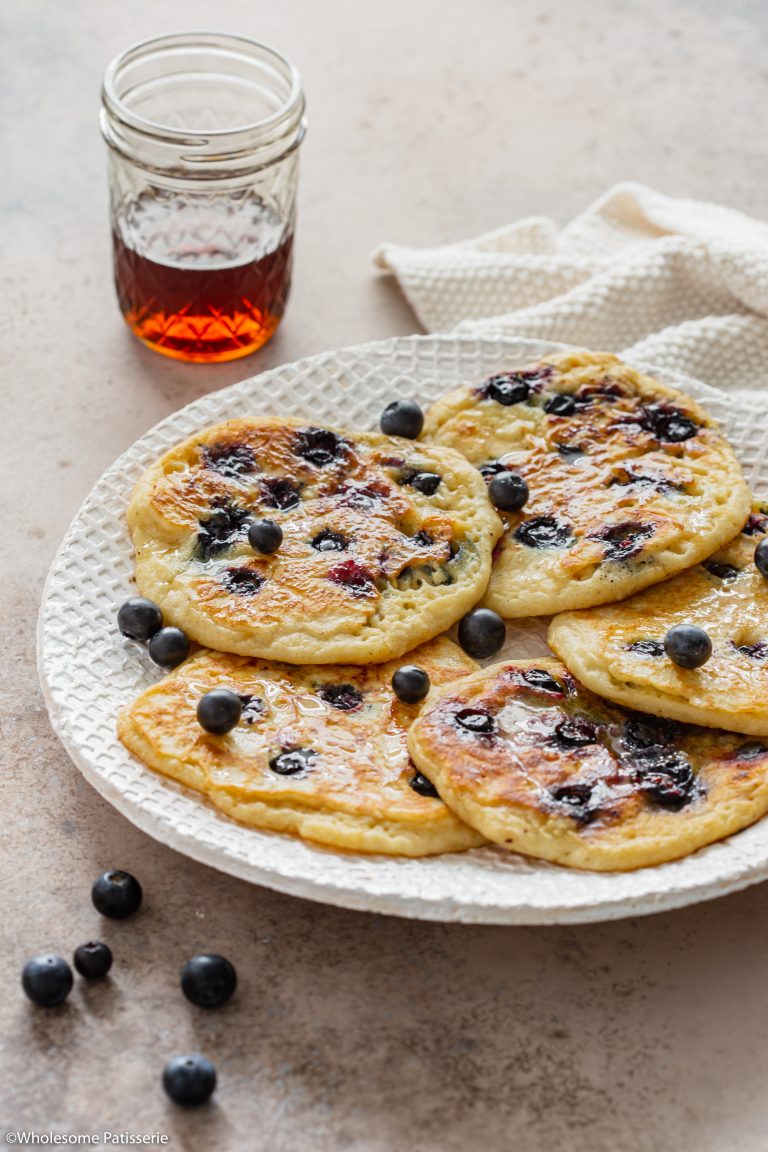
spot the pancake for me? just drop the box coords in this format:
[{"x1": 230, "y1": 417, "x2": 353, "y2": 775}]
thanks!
[
  {"x1": 117, "y1": 636, "x2": 485, "y2": 856},
  {"x1": 549, "y1": 505, "x2": 768, "y2": 736},
  {"x1": 407, "y1": 658, "x2": 768, "y2": 870},
  {"x1": 422, "y1": 350, "x2": 749, "y2": 617},
  {"x1": 127, "y1": 417, "x2": 501, "y2": 664}
]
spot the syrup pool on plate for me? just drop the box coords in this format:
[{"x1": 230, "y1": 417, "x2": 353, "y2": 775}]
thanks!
[{"x1": 113, "y1": 191, "x2": 294, "y2": 363}]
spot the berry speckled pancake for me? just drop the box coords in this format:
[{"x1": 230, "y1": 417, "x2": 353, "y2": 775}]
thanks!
[
  {"x1": 407, "y1": 658, "x2": 768, "y2": 871},
  {"x1": 117, "y1": 637, "x2": 485, "y2": 856},
  {"x1": 422, "y1": 351, "x2": 750, "y2": 618},
  {"x1": 127, "y1": 417, "x2": 501, "y2": 664},
  {"x1": 548, "y1": 505, "x2": 768, "y2": 736}
]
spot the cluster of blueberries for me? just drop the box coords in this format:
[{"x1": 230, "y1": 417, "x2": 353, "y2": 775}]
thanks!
[
  {"x1": 21, "y1": 870, "x2": 231, "y2": 1107},
  {"x1": 118, "y1": 591, "x2": 506, "y2": 736},
  {"x1": 381, "y1": 397, "x2": 529, "y2": 513}
]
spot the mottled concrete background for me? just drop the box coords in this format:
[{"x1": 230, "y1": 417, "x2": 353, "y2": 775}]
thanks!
[{"x1": 2, "y1": 1, "x2": 768, "y2": 1148}]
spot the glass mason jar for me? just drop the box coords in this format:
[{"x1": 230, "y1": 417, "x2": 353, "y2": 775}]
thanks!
[{"x1": 100, "y1": 33, "x2": 306, "y2": 363}]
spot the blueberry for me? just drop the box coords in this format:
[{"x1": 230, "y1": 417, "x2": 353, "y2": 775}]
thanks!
[
  {"x1": 380, "y1": 399, "x2": 424, "y2": 439},
  {"x1": 248, "y1": 519, "x2": 283, "y2": 555},
  {"x1": 294, "y1": 427, "x2": 347, "y2": 467},
  {"x1": 520, "y1": 668, "x2": 563, "y2": 694},
  {"x1": 163, "y1": 1054, "x2": 217, "y2": 1107},
  {"x1": 221, "y1": 567, "x2": 265, "y2": 596},
  {"x1": 391, "y1": 665, "x2": 431, "y2": 704},
  {"x1": 117, "y1": 597, "x2": 163, "y2": 642},
  {"x1": 196, "y1": 503, "x2": 250, "y2": 560},
  {"x1": 73, "y1": 941, "x2": 113, "y2": 980},
  {"x1": 488, "y1": 471, "x2": 529, "y2": 512},
  {"x1": 410, "y1": 772, "x2": 439, "y2": 798},
  {"x1": 644, "y1": 404, "x2": 698, "y2": 443},
  {"x1": 755, "y1": 539, "x2": 768, "y2": 577},
  {"x1": 458, "y1": 608, "x2": 506, "y2": 659},
  {"x1": 455, "y1": 706, "x2": 497, "y2": 736},
  {"x1": 269, "y1": 747, "x2": 316, "y2": 775},
  {"x1": 410, "y1": 471, "x2": 441, "y2": 496},
  {"x1": 260, "y1": 477, "x2": 301, "y2": 510},
  {"x1": 197, "y1": 689, "x2": 243, "y2": 735},
  {"x1": 21, "y1": 955, "x2": 73, "y2": 1007},
  {"x1": 625, "y1": 640, "x2": 664, "y2": 657},
  {"x1": 311, "y1": 529, "x2": 349, "y2": 552},
  {"x1": 555, "y1": 717, "x2": 598, "y2": 747},
  {"x1": 180, "y1": 954, "x2": 237, "y2": 1009},
  {"x1": 514, "y1": 516, "x2": 573, "y2": 550},
  {"x1": 327, "y1": 559, "x2": 376, "y2": 596},
  {"x1": 663, "y1": 624, "x2": 712, "y2": 669},
  {"x1": 318, "y1": 683, "x2": 364, "y2": 711},
  {"x1": 148, "y1": 627, "x2": 190, "y2": 669},
  {"x1": 545, "y1": 393, "x2": 577, "y2": 416},
  {"x1": 483, "y1": 372, "x2": 544, "y2": 405},
  {"x1": 91, "y1": 870, "x2": 143, "y2": 919},
  {"x1": 202, "y1": 442, "x2": 257, "y2": 479},
  {"x1": 704, "y1": 562, "x2": 740, "y2": 581}
]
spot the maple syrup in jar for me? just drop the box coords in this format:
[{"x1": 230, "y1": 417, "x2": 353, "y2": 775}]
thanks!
[{"x1": 101, "y1": 33, "x2": 306, "y2": 363}]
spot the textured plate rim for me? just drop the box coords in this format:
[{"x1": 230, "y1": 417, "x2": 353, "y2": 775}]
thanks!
[{"x1": 36, "y1": 333, "x2": 768, "y2": 924}]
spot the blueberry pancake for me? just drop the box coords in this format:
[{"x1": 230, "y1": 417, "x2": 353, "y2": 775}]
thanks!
[
  {"x1": 117, "y1": 637, "x2": 485, "y2": 856},
  {"x1": 407, "y1": 658, "x2": 768, "y2": 870},
  {"x1": 127, "y1": 417, "x2": 501, "y2": 664},
  {"x1": 422, "y1": 351, "x2": 749, "y2": 617},
  {"x1": 549, "y1": 505, "x2": 768, "y2": 736}
]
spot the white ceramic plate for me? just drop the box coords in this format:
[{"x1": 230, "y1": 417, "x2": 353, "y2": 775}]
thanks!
[{"x1": 38, "y1": 335, "x2": 768, "y2": 923}]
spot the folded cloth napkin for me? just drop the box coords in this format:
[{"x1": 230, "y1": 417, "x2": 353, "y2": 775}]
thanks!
[{"x1": 373, "y1": 182, "x2": 768, "y2": 398}]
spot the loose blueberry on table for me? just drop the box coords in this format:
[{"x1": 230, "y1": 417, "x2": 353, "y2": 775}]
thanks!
[
  {"x1": 663, "y1": 624, "x2": 712, "y2": 669},
  {"x1": 248, "y1": 518, "x2": 283, "y2": 555},
  {"x1": 117, "y1": 597, "x2": 163, "y2": 641},
  {"x1": 148, "y1": 626, "x2": 190, "y2": 669},
  {"x1": 91, "y1": 869, "x2": 143, "y2": 919},
  {"x1": 197, "y1": 688, "x2": 243, "y2": 735},
  {"x1": 163, "y1": 1054, "x2": 217, "y2": 1107},
  {"x1": 73, "y1": 941, "x2": 113, "y2": 980},
  {"x1": 180, "y1": 954, "x2": 237, "y2": 1009},
  {"x1": 391, "y1": 665, "x2": 431, "y2": 704},
  {"x1": 21, "y1": 954, "x2": 73, "y2": 1007},
  {"x1": 379, "y1": 399, "x2": 424, "y2": 439},
  {"x1": 488, "y1": 471, "x2": 529, "y2": 512},
  {"x1": 458, "y1": 608, "x2": 506, "y2": 659}
]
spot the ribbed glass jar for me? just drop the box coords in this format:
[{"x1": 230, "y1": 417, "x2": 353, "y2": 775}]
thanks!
[{"x1": 101, "y1": 33, "x2": 306, "y2": 363}]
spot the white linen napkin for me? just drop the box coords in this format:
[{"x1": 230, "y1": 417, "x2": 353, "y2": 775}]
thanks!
[{"x1": 373, "y1": 183, "x2": 768, "y2": 399}]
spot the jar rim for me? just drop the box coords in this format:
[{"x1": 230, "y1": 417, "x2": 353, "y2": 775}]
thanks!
[{"x1": 101, "y1": 31, "x2": 306, "y2": 172}]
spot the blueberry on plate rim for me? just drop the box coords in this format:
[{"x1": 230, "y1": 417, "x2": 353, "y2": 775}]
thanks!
[
  {"x1": 148, "y1": 626, "x2": 190, "y2": 669},
  {"x1": 180, "y1": 954, "x2": 238, "y2": 1009},
  {"x1": 73, "y1": 941, "x2": 113, "y2": 980},
  {"x1": 91, "y1": 869, "x2": 143, "y2": 919},
  {"x1": 163, "y1": 1054, "x2": 217, "y2": 1107},
  {"x1": 458, "y1": 608, "x2": 506, "y2": 659},
  {"x1": 663, "y1": 624, "x2": 712, "y2": 670},
  {"x1": 391, "y1": 665, "x2": 431, "y2": 704},
  {"x1": 21, "y1": 954, "x2": 73, "y2": 1007},
  {"x1": 248, "y1": 518, "x2": 283, "y2": 555},
  {"x1": 117, "y1": 597, "x2": 163, "y2": 642},
  {"x1": 379, "y1": 399, "x2": 424, "y2": 440},
  {"x1": 197, "y1": 689, "x2": 243, "y2": 735}
]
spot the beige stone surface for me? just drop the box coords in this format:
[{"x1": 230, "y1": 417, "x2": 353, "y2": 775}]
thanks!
[{"x1": 3, "y1": 0, "x2": 768, "y2": 1148}]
